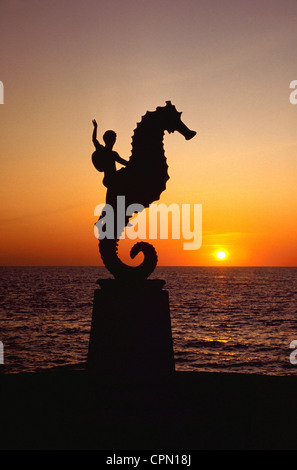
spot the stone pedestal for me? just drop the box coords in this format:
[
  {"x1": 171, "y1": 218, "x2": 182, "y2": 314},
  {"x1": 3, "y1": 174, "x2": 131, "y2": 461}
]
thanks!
[{"x1": 87, "y1": 279, "x2": 175, "y2": 380}]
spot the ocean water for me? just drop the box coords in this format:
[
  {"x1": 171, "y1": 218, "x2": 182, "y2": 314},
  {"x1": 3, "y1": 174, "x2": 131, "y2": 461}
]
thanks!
[{"x1": 0, "y1": 266, "x2": 296, "y2": 376}]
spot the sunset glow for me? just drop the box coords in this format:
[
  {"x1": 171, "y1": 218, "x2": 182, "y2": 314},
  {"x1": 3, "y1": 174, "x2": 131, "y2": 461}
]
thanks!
[{"x1": 0, "y1": 1, "x2": 296, "y2": 267}]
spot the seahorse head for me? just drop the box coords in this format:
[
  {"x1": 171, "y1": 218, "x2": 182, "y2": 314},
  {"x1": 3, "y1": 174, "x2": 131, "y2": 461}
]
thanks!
[{"x1": 156, "y1": 101, "x2": 197, "y2": 140}]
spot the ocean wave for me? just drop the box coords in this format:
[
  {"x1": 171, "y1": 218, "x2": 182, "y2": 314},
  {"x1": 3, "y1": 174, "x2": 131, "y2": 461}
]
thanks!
[{"x1": 1, "y1": 266, "x2": 297, "y2": 376}]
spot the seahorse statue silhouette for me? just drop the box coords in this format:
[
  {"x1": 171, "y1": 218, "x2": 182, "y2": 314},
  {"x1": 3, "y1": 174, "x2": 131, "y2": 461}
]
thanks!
[{"x1": 94, "y1": 101, "x2": 196, "y2": 281}]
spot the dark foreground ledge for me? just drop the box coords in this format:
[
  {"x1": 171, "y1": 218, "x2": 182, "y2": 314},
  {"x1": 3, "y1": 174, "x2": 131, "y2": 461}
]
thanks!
[{"x1": 1, "y1": 367, "x2": 297, "y2": 450}]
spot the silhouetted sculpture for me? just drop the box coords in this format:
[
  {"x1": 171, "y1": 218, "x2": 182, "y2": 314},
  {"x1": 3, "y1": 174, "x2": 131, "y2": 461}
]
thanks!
[
  {"x1": 88, "y1": 102, "x2": 196, "y2": 379},
  {"x1": 92, "y1": 101, "x2": 196, "y2": 281}
]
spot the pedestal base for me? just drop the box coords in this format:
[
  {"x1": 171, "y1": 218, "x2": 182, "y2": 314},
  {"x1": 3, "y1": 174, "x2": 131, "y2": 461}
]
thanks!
[{"x1": 87, "y1": 279, "x2": 175, "y2": 380}]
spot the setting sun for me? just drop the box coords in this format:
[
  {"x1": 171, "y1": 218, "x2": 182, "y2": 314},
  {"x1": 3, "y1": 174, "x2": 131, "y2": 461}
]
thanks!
[{"x1": 216, "y1": 251, "x2": 226, "y2": 260}]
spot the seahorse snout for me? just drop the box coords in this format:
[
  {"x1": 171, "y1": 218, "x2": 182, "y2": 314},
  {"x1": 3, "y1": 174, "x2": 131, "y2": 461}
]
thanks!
[
  {"x1": 185, "y1": 129, "x2": 197, "y2": 140},
  {"x1": 176, "y1": 120, "x2": 197, "y2": 140}
]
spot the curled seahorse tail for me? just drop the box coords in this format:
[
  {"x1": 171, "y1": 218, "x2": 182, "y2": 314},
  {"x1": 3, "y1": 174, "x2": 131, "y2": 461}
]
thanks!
[
  {"x1": 99, "y1": 239, "x2": 157, "y2": 281},
  {"x1": 130, "y1": 241, "x2": 158, "y2": 278},
  {"x1": 98, "y1": 239, "x2": 119, "y2": 279}
]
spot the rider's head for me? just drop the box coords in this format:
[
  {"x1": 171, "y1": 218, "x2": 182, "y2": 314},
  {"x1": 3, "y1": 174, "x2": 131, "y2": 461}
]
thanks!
[{"x1": 103, "y1": 130, "x2": 117, "y2": 149}]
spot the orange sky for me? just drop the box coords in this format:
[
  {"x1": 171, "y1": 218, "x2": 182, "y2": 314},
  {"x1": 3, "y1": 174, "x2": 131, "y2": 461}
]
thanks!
[{"x1": 0, "y1": 0, "x2": 297, "y2": 266}]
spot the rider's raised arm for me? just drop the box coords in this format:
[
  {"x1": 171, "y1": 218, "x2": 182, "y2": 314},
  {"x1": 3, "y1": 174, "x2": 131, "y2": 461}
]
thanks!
[
  {"x1": 92, "y1": 119, "x2": 100, "y2": 149},
  {"x1": 114, "y1": 153, "x2": 129, "y2": 166}
]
